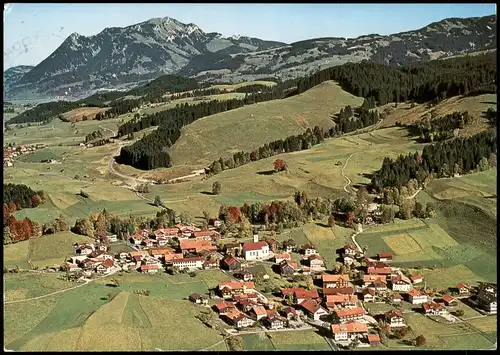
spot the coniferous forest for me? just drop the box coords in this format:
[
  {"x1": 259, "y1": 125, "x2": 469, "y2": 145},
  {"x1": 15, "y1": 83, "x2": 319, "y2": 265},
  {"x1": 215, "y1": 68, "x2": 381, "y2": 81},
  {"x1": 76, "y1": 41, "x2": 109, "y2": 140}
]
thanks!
[{"x1": 117, "y1": 52, "x2": 496, "y2": 170}]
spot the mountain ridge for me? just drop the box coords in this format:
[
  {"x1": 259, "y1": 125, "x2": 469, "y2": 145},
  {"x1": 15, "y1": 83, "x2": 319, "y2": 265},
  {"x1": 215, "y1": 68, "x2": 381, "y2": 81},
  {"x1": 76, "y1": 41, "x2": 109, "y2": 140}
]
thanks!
[{"x1": 4, "y1": 14, "x2": 496, "y2": 100}]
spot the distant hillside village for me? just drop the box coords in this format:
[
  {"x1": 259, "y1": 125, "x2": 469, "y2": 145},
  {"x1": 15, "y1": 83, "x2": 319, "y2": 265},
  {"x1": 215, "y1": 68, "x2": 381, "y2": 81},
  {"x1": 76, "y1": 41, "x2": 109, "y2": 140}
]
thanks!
[
  {"x1": 52, "y1": 220, "x2": 497, "y2": 349},
  {"x1": 3, "y1": 143, "x2": 45, "y2": 167}
]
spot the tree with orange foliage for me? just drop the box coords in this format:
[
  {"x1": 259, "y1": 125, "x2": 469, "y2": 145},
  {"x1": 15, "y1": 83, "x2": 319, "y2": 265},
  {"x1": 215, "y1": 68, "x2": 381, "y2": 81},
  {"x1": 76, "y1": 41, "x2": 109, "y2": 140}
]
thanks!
[
  {"x1": 273, "y1": 158, "x2": 287, "y2": 172},
  {"x1": 328, "y1": 214, "x2": 335, "y2": 227},
  {"x1": 346, "y1": 211, "x2": 355, "y2": 228},
  {"x1": 227, "y1": 206, "x2": 242, "y2": 223}
]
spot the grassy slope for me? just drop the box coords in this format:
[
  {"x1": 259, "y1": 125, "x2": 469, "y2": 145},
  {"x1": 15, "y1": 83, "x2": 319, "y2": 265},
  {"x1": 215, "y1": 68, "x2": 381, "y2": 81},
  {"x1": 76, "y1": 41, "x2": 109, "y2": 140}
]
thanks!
[{"x1": 168, "y1": 80, "x2": 364, "y2": 166}]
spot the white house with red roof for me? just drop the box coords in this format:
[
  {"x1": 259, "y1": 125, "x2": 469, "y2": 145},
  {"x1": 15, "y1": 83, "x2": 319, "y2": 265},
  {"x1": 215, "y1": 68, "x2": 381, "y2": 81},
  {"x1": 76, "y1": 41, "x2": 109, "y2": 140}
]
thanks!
[{"x1": 242, "y1": 235, "x2": 270, "y2": 261}]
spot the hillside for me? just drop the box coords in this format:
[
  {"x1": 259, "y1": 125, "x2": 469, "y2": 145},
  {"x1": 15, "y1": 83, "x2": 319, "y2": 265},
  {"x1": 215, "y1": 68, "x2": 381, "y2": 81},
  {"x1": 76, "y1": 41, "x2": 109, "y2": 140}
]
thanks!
[
  {"x1": 4, "y1": 14, "x2": 496, "y2": 100},
  {"x1": 168, "y1": 81, "x2": 363, "y2": 166}
]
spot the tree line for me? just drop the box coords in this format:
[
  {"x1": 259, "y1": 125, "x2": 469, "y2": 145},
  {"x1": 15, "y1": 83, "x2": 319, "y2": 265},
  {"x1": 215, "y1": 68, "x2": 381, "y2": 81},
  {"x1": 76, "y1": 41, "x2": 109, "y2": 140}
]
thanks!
[
  {"x1": 371, "y1": 129, "x2": 497, "y2": 191},
  {"x1": 413, "y1": 111, "x2": 475, "y2": 143}
]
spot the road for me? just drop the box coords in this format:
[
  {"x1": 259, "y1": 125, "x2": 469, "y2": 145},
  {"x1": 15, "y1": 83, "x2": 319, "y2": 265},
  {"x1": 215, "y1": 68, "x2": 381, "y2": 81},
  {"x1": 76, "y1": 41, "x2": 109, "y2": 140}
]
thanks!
[
  {"x1": 98, "y1": 125, "x2": 116, "y2": 137},
  {"x1": 342, "y1": 153, "x2": 355, "y2": 194},
  {"x1": 4, "y1": 267, "x2": 120, "y2": 305}
]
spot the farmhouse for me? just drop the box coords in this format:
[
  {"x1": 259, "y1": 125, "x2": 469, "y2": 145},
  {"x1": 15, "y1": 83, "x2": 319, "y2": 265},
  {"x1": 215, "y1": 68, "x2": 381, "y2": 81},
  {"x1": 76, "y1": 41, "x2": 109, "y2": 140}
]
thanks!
[
  {"x1": 456, "y1": 283, "x2": 471, "y2": 295},
  {"x1": 223, "y1": 243, "x2": 242, "y2": 256},
  {"x1": 362, "y1": 288, "x2": 376, "y2": 302},
  {"x1": 377, "y1": 253, "x2": 393, "y2": 261},
  {"x1": 423, "y1": 302, "x2": 447, "y2": 316},
  {"x1": 325, "y1": 294, "x2": 359, "y2": 309},
  {"x1": 367, "y1": 266, "x2": 392, "y2": 275},
  {"x1": 299, "y1": 299, "x2": 329, "y2": 320},
  {"x1": 363, "y1": 275, "x2": 388, "y2": 289},
  {"x1": 343, "y1": 254, "x2": 356, "y2": 266},
  {"x1": 264, "y1": 315, "x2": 286, "y2": 330},
  {"x1": 170, "y1": 257, "x2": 204, "y2": 270},
  {"x1": 95, "y1": 259, "x2": 113, "y2": 274},
  {"x1": 143, "y1": 239, "x2": 156, "y2": 248},
  {"x1": 294, "y1": 288, "x2": 320, "y2": 304},
  {"x1": 188, "y1": 293, "x2": 208, "y2": 305},
  {"x1": 477, "y1": 287, "x2": 497, "y2": 313},
  {"x1": 130, "y1": 233, "x2": 144, "y2": 245},
  {"x1": 391, "y1": 293, "x2": 403, "y2": 303},
  {"x1": 367, "y1": 334, "x2": 381, "y2": 346},
  {"x1": 234, "y1": 270, "x2": 254, "y2": 282},
  {"x1": 214, "y1": 301, "x2": 236, "y2": 315},
  {"x1": 333, "y1": 307, "x2": 365, "y2": 323},
  {"x1": 192, "y1": 230, "x2": 220, "y2": 241},
  {"x1": 224, "y1": 309, "x2": 254, "y2": 328},
  {"x1": 301, "y1": 244, "x2": 317, "y2": 256},
  {"x1": 218, "y1": 280, "x2": 256, "y2": 294},
  {"x1": 274, "y1": 253, "x2": 291, "y2": 263},
  {"x1": 323, "y1": 287, "x2": 355, "y2": 296},
  {"x1": 221, "y1": 255, "x2": 241, "y2": 271},
  {"x1": 390, "y1": 274, "x2": 412, "y2": 292},
  {"x1": 179, "y1": 239, "x2": 216, "y2": 255},
  {"x1": 279, "y1": 260, "x2": 298, "y2": 276},
  {"x1": 237, "y1": 298, "x2": 257, "y2": 312},
  {"x1": 408, "y1": 289, "x2": 428, "y2": 304},
  {"x1": 331, "y1": 322, "x2": 368, "y2": 342},
  {"x1": 64, "y1": 262, "x2": 81, "y2": 272},
  {"x1": 203, "y1": 260, "x2": 218, "y2": 269},
  {"x1": 282, "y1": 306, "x2": 298, "y2": 320},
  {"x1": 322, "y1": 274, "x2": 351, "y2": 289},
  {"x1": 411, "y1": 275, "x2": 424, "y2": 284},
  {"x1": 385, "y1": 310, "x2": 405, "y2": 329},
  {"x1": 308, "y1": 254, "x2": 325, "y2": 269},
  {"x1": 343, "y1": 244, "x2": 359, "y2": 257},
  {"x1": 266, "y1": 238, "x2": 279, "y2": 253},
  {"x1": 442, "y1": 295, "x2": 458, "y2": 307},
  {"x1": 251, "y1": 305, "x2": 268, "y2": 320},
  {"x1": 140, "y1": 264, "x2": 159, "y2": 273},
  {"x1": 283, "y1": 240, "x2": 296, "y2": 253},
  {"x1": 242, "y1": 239, "x2": 270, "y2": 261},
  {"x1": 76, "y1": 245, "x2": 94, "y2": 256}
]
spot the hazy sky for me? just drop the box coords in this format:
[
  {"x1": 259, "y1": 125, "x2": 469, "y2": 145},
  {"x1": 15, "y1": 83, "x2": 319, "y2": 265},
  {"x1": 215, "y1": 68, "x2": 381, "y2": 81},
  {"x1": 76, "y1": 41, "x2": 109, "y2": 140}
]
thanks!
[{"x1": 4, "y1": 3, "x2": 496, "y2": 69}]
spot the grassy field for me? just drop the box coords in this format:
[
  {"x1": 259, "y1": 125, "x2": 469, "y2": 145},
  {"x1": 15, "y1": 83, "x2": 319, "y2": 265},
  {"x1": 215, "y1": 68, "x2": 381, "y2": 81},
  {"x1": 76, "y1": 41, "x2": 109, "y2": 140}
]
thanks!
[
  {"x1": 267, "y1": 330, "x2": 331, "y2": 351},
  {"x1": 3, "y1": 270, "x2": 232, "y2": 351},
  {"x1": 60, "y1": 107, "x2": 110, "y2": 122},
  {"x1": 168, "y1": 80, "x2": 365, "y2": 166}
]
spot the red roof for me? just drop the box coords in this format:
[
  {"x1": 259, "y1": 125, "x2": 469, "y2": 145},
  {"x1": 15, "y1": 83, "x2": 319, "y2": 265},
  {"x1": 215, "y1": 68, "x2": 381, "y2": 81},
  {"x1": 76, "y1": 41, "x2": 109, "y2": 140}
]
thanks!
[
  {"x1": 323, "y1": 287, "x2": 355, "y2": 295},
  {"x1": 385, "y1": 310, "x2": 403, "y2": 319},
  {"x1": 224, "y1": 255, "x2": 240, "y2": 265},
  {"x1": 300, "y1": 299, "x2": 322, "y2": 313},
  {"x1": 442, "y1": 295, "x2": 456, "y2": 303},
  {"x1": 368, "y1": 334, "x2": 381, "y2": 343},
  {"x1": 368, "y1": 267, "x2": 392, "y2": 275},
  {"x1": 243, "y1": 241, "x2": 268, "y2": 252},
  {"x1": 295, "y1": 288, "x2": 319, "y2": 300},
  {"x1": 334, "y1": 307, "x2": 365, "y2": 318},
  {"x1": 378, "y1": 253, "x2": 393, "y2": 258},
  {"x1": 103, "y1": 259, "x2": 113, "y2": 267},
  {"x1": 215, "y1": 301, "x2": 235, "y2": 311},
  {"x1": 140, "y1": 264, "x2": 159, "y2": 270},
  {"x1": 331, "y1": 322, "x2": 368, "y2": 334},
  {"x1": 411, "y1": 275, "x2": 423, "y2": 281}
]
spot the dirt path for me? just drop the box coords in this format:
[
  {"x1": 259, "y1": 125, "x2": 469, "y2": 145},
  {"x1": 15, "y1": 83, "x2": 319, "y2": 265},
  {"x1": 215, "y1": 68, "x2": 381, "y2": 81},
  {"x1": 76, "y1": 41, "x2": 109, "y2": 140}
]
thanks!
[
  {"x1": 406, "y1": 187, "x2": 422, "y2": 199},
  {"x1": 4, "y1": 268, "x2": 120, "y2": 305},
  {"x1": 342, "y1": 153, "x2": 355, "y2": 194},
  {"x1": 98, "y1": 125, "x2": 116, "y2": 137}
]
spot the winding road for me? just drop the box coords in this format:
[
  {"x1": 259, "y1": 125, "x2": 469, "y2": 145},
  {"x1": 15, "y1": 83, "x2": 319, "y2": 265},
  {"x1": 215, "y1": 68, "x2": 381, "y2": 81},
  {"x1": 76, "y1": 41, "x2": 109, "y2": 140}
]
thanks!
[
  {"x1": 342, "y1": 153, "x2": 355, "y2": 194},
  {"x1": 99, "y1": 125, "x2": 117, "y2": 137}
]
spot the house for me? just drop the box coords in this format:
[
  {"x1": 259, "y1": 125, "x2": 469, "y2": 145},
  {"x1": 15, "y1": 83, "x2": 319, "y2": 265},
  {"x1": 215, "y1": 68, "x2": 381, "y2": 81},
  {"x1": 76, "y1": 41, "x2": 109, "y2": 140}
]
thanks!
[
  {"x1": 377, "y1": 253, "x2": 393, "y2": 261},
  {"x1": 273, "y1": 253, "x2": 291, "y2": 264},
  {"x1": 234, "y1": 293, "x2": 259, "y2": 303},
  {"x1": 188, "y1": 293, "x2": 208, "y2": 305},
  {"x1": 391, "y1": 294, "x2": 403, "y2": 303},
  {"x1": 221, "y1": 255, "x2": 241, "y2": 271},
  {"x1": 283, "y1": 240, "x2": 296, "y2": 253},
  {"x1": 153, "y1": 228, "x2": 179, "y2": 238},
  {"x1": 70, "y1": 255, "x2": 88, "y2": 264},
  {"x1": 333, "y1": 307, "x2": 365, "y2": 323},
  {"x1": 143, "y1": 239, "x2": 155, "y2": 248},
  {"x1": 156, "y1": 237, "x2": 168, "y2": 247},
  {"x1": 234, "y1": 270, "x2": 254, "y2": 282},
  {"x1": 214, "y1": 301, "x2": 236, "y2": 315},
  {"x1": 411, "y1": 275, "x2": 424, "y2": 284},
  {"x1": 442, "y1": 295, "x2": 458, "y2": 307},
  {"x1": 391, "y1": 274, "x2": 412, "y2": 292},
  {"x1": 343, "y1": 244, "x2": 359, "y2": 257},
  {"x1": 170, "y1": 257, "x2": 204, "y2": 270},
  {"x1": 242, "y1": 239, "x2": 270, "y2": 261},
  {"x1": 130, "y1": 233, "x2": 143, "y2": 245},
  {"x1": 95, "y1": 259, "x2": 113, "y2": 274},
  {"x1": 322, "y1": 287, "x2": 355, "y2": 296},
  {"x1": 477, "y1": 288, "x2": 497, "y2": 313},
  {"x1": 140, "y1": 264, "x2": 159, "y2": 273},
  {"x1": 362, "y1": 288, "x2": 376, "y2": 302},
  {"x1": 179, "y1": 239, "x2": 216, "y2": 255},
  {"x1": 218, "y1": 280, "x2": 256, "y2": 295},
  {"x1": 363, "y1": 275, "x2": 388, "y2": 290},
  {"x1": 322, "y1": 274, "x2": 351, "y2": 289},
  {"x1": 308, "y1": 254, "x2": 325, "y2": 269},
  {"x1": 64, "y1": 262, "x2": 81, "y2": 272},
  {"x1": 203, "y1": 260, "x2": 218, "y2": 269},
  {"x1": 237, "y1": 298, "x2": 257, "y2": 313},
  {"x1": 117, "y1": 250, "x2": 130, "y2": 260},
  {"x1": 282, "y1": 306, "x2": 298, "y2": 321},
  {"x1": 408, "y1": 289, "x2": 428, "y2": 304},
  {"x1": 251, "y1": 305, "x2": 268, "y2": 320},
  {"x1": 164, "y1": 253, "x2": 184, "y2": 263},
  {"x1": 301, "y1": 244, "x2": 317, "y2": 256},
  {"x1": 140, "y1": 228, "x2": 153, "y2": 237},
  {"x1": 367, "y1": 334, "x2": 381, "y2": 346},
  {"x1": 219, "y1": 286, "x2": 233, "y2": 299},
  {"x1": 294, "y1": 289, "x2": 320, "y2": 304},
  {"x1": 385, "y1": 310, "x2": 405, "y2": 329},
  {"x1": 367, "y1": 266, "x2": 392, "y2": 275},
  {"x1": 209, "y1": 218, "x2": 222, "y2": 228},
  {"x1": 299, "y1": 299, "x2": 329, "y2": 320},
  {"x1": 264, "y1": 315, "x2": 286, "y2": 330},
  {"x1": 456, "y1": 283, "x2": 471, "y2": 295},
  {"x1": 149, "y1": 248, "x2": 172, "y2": 260},
  {"x1": 192, "y1": 230, "x2": 220, "y2": 241},
  {"x1": 343, "y1": 255, "x2": 356, "y2": 266},
  {"x1": 423, "y1": 302, "x2": 447, "y2": 316},
  {"x1": 279, "y1": 260, "x2": 298, "y2": 276},
  {"x1": 301, "y1": 266, "x2": 311, "y2": 275},
  {"x1": 224, "y1": 309, "x2": 254, "y2": 328},
  {"x1": 331, "y1": 322, "x2": 368, "y2": 342},
  {"x1": 325, "y1": 294, "x2": 359, "y2": 309},
  {"x1": 76, "y1": 245, "x2": 94, "y2": 256}
]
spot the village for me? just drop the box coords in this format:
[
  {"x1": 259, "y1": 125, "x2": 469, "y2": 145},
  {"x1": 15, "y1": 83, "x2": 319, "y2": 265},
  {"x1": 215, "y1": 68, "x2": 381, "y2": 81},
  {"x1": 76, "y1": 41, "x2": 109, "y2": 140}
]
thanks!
[
  {"x1": 61, "y1": 220, "x2": 497, "y2": 349},
  {"x1": 3, "y1": 143, "x2": 46, "y2": 167}
]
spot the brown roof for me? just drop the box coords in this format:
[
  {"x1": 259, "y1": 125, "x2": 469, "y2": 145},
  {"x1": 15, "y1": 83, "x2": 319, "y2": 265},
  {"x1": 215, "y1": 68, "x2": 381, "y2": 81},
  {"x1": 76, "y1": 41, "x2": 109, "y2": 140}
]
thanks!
[
  {"x1": 368, "y1": 267, "x2": 392, "y2": 275},
  {"x1": 102, "y1": 259, "x2": 113, "y2": 268},
  {"x1": 130, "y1": 250, "x2": 149, "y2": 257},
  {"x1": 283, "y1": 307, "x2": 296, "y2": 315},
  {"x1": 363, "y1": 275, "x2": 387, "y2": 284},
  {"x1": 331, "y1": 322, "x2": 368, "y2": 334},
  {"x1": 218, "y1": 280, "x2": 255, "y2": 290},
  {"x1": 215, "y1": 301, "x2": 235, "y2": 311},
  {"x1": 281, "y1": 288, "x2": 303, "y2": 296},
  {"x1": 140, "y1": 264, "x2": 159, "y2": 271},
  {"x1": 274, "y1": 253, "x2": 291, "y2": 260},
  {"x1": 378, "y1": 253, "x2": 393, "y2": 258},
  {"x1": 252, "y1": 305, "x2": 267, "y2": 316},
  {"x1": 295, "y1": 288, "x2": 319, "y2": 299},
  {"x1": 411, "y1": 275, "x2": 423, "y2": 281},
  {"x1": 193, "y1": 231, "x2": 219, "y2": 237},
  {"x1": 243, "y1": 241, "x2": 268, "y2": 252},
  {"x1": 223, "y1": 255, "x2": 240, "y2": 265},
  {"x1": 408, "y1": 289, "x2": 426, "y2": 297},
  {"x1": 322, "y1": 274, "x2": 350, "y2": 283},
  {"x1": 385, "y1": 310, "x2": 404, "y2": 319},
  {"x1": 179, "y1": 239, "x2": 215, "y2": 251},
  {"x1": 301, "y1": 244, "x2": 315, "y2": 250},
  {"x1": 334, "y1": 307, "x2": 365, "y2": 318},
  {"x1": 368, "y1": 334, "x2": 381, "y2": 343},
  {"x1": 280, "y1": 260, "x2": 298, "y2": 270},
  {"x1": 308, "y1": 254, "x2": 323, "y2": 261},
  {"x1": 326, "y1": 294, "x2": 358, "y2": 305},
  {"x1": 323, "y1": 287, "x2": 355, "y2": 295}
]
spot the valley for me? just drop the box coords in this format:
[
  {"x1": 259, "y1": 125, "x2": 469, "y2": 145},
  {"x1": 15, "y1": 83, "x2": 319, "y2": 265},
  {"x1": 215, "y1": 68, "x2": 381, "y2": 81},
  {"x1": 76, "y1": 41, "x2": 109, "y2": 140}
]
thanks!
[{"x1": 3, "y1": 5, "x2": 497, "y2": 352}]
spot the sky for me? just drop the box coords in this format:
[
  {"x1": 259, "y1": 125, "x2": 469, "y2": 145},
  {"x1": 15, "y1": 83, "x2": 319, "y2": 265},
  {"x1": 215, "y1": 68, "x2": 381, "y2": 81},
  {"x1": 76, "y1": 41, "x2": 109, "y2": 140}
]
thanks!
[{"x1": 3, "y1": 3, "x2": 496, "y2": 69}]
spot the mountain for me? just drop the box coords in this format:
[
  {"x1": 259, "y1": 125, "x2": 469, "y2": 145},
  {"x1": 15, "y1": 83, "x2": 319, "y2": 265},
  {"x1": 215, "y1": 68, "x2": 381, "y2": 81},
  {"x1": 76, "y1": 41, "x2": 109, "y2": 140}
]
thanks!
[
  {"x1": 3, "y1": 65, "x2": 35, "y2": 93},
  {"x1": 4, "y1": 17, "x2": 285, "y2": 100},
  {"x1": 4, "y1": 14, "x2": 496, "y2": 100}
]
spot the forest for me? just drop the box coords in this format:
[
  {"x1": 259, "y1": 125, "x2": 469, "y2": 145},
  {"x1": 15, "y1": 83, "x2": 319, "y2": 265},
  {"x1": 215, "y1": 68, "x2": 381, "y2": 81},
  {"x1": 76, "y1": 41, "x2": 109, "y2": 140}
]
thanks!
[
  {"x1": 412, "y1": 111, "x2": 475, "y2": 142},
  {"x1": 370, "y1": 129, "x2": 497, "y2": 191},
  {"x1": 118, "y1": 52, "x2": 495, "y2": 170},
  {"x1": 3, "y1": 183, "x2": 45, "y2": 209}
]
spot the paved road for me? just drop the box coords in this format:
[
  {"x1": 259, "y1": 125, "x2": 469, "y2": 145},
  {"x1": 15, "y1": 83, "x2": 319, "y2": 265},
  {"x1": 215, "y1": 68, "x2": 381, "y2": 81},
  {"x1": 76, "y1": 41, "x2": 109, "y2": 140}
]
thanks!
[{"x1": 342, "y1": 153, "x2": 355, "y2": 194}]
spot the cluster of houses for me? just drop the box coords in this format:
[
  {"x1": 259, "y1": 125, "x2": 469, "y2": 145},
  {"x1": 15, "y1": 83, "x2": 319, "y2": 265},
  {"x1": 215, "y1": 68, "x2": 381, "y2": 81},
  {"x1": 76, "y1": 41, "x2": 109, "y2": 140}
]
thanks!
[{"x1": 3, "y1": 143, "x2": 45, "y2": 167}]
